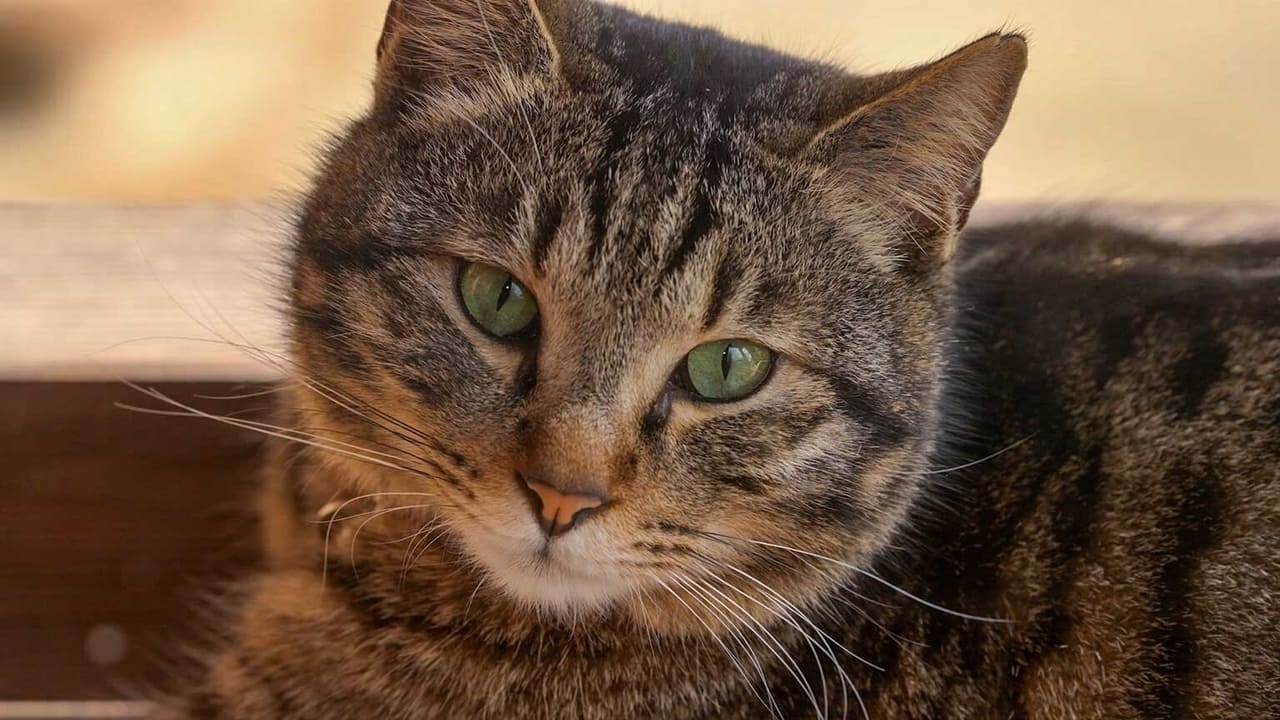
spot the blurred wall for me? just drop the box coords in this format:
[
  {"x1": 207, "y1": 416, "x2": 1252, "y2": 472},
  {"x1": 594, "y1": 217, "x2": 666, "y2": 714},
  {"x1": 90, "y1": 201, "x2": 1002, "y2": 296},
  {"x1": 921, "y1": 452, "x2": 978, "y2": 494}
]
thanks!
[{"x1": 0, "y1": 0, "x2": 1276, "y2": 203}]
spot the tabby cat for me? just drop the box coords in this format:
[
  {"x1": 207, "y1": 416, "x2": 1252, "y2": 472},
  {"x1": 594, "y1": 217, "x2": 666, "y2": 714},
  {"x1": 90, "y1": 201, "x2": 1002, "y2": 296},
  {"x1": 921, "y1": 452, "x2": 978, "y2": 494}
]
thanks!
[{"x1": 159, "y1": 0, "x2": 1280, "y2": 717}]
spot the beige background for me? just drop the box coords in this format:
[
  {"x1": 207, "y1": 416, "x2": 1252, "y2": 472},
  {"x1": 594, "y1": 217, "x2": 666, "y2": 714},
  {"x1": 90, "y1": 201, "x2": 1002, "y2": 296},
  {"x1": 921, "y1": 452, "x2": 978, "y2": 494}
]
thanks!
[{"x1": 0, "y1": 0, "x2": 1276, "y2": 203}]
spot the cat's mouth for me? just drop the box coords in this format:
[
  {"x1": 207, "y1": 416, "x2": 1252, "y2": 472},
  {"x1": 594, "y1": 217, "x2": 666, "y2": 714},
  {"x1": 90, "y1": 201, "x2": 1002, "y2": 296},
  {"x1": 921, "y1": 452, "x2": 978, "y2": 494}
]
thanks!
[{"x1": 456, "y1": 509, "x2": 635, "y2": 615}]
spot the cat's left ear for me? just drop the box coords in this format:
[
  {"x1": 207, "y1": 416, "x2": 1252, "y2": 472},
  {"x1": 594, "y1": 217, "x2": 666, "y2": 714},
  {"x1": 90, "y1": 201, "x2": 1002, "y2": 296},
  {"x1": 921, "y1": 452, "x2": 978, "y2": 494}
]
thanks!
[
  {"x1": 374, "y1": 0, "x2": 576, "y2": 115},
  {"x1": 804, "y1": 33, "x2": 1027, "y2": 270}
]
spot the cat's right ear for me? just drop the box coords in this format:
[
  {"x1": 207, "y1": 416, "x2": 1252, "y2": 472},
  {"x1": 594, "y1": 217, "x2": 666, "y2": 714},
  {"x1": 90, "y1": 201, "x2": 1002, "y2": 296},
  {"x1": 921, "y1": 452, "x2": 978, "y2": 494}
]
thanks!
[{"x1": 374, "y1": 0, "x2": 576, "y2": 115}]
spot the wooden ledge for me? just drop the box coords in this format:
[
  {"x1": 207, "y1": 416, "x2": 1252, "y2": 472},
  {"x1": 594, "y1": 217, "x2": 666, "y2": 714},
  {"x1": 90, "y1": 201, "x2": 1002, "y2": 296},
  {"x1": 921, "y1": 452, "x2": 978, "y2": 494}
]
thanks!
[{"x1": 3, "y1": 201, "x2": 1278, "y2": 382}]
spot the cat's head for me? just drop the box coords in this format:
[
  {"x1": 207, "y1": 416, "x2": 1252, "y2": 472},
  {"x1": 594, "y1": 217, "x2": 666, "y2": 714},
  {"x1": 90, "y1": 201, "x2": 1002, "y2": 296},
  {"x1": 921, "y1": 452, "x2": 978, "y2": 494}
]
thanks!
[{"x1": 288, "y1": 0, "x2": 1025, "y2": 627}]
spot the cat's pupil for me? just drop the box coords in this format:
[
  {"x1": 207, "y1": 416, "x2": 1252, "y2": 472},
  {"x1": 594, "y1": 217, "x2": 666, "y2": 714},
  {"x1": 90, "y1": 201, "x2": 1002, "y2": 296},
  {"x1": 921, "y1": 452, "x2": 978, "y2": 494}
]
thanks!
[
  {"x1": 720, "y1": 344, "x2": 733, "y2": 380},
  {"x1": 496, "y1": 278, "x2": 513, "y2": 312}
]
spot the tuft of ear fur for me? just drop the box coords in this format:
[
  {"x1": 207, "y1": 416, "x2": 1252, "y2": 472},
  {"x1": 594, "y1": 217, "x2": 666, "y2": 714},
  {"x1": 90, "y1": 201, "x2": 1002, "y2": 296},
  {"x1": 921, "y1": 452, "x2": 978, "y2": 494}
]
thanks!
[
  {"x1": 805, "y1": 33, "x2": 1027, "y2": 271},
  {"x1": 374, "y1": 0, "x2": 574, "y2": 114}
]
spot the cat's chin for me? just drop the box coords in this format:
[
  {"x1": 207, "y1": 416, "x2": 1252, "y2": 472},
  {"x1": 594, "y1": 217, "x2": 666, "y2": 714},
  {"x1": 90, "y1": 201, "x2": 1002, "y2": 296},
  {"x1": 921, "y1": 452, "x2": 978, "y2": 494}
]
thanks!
[{"x1": 457, "y1": 519, "x2": 634, "y2": 618}]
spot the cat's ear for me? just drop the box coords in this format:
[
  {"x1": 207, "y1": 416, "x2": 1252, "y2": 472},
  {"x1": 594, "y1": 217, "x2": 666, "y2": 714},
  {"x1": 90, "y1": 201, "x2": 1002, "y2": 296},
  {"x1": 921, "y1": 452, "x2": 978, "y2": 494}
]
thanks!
[
  {"x1": 373, "y1": 0, "x2": 574, "y2": 113},
  {"x1": 804, "y1": 33, "x2": 1027, "y2": 271}
]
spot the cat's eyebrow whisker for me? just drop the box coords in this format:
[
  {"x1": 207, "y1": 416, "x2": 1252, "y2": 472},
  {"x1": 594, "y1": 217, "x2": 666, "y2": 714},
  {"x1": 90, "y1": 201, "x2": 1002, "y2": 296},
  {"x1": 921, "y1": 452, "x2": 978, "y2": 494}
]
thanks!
[
  {"x1": 441, "y1": 100, "x2": 533, "y2": 199},
  {"x1": 702, "y1": 531, "x2": 1011, "y2": 624},
  {"x1": 472, "y1": 0, "x2": 546, "y2": 177}
]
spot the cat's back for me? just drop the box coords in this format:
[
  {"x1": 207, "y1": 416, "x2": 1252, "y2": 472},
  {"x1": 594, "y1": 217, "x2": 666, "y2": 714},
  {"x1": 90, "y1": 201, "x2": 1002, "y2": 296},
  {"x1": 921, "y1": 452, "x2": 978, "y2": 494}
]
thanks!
[
  {"x1": 953, "y1": 219, "x2": 1279, "y2": 439},
  {"x1": 955, "y1": 219, "x2": 1279, "y2": 414},
  {"x1": 927, "y1": 220, "x2": 1280, "y2": 717}
]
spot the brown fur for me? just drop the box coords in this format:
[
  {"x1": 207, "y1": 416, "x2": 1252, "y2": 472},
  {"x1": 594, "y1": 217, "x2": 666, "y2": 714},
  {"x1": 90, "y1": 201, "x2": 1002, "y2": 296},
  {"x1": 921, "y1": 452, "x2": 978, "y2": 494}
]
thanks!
[{"x1": 156, "y1": 1, "x2": 1280, "y2": 718}]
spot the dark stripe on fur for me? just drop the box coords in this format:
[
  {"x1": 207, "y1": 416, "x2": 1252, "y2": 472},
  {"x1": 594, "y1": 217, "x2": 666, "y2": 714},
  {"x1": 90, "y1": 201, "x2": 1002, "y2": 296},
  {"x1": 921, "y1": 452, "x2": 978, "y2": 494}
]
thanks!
[
  {"x1": 656, "y1": 133, "x2": 729, "y2": 288},
  {"x1": 802, "y1": 489, "x2": 867, "y2": 527},
  {"x1": 713, "y1": 473, "x2": 765, "y2": 493},
  {"x1": 1139, "y1": 465, "x2": 1225, "y2": 718},
  {"x1": 325, "y1": 562, "x2": 549, "y2": 657},
  {"x1": 1094, "y1": 312, "x2": 1139, "y2": 388},
  {"x1": 585, "y1": 108, "x2": 640, "y2": 263},
  {"x1": 295, "y1": 305, "x2": 370, "y2": 378},
  {"x1": 328, "y1": 561, "x2": 420, "y2": 631},
  {"x1": 1022, "y1": 447, "x2": 1106, "y2": 675},
  {"x1": 530, "y1": 198, "x2": 564, "y2": 274},
  {"x1": 642, "y1": 389, "x2": 672, "y2": 444},
  {"x1": 514, "y1": 355, "x2": 538, "y2": 400},
  {"x1": 819, "y1": 372, "x2": 909, "y2": 449},
  {"x1": 303, "y1": 236, "x2": 428, "y2": 274},
  {"x1": 1171, "y1": 329, "x2": 1229, "y2": 418},
  {"x1": 702, "y1": 253, "x2": 738, "y2": 330}
]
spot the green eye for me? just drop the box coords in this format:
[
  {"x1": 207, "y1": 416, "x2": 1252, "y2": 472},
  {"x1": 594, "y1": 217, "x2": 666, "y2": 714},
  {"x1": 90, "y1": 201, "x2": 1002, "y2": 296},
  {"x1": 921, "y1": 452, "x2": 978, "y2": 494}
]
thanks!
[
  {"x1": 684, "y1": 339, "x2": 773, "y2": 401},
  {"x1": 459, "y1": 262, "x2": 538, "y2": 337}
]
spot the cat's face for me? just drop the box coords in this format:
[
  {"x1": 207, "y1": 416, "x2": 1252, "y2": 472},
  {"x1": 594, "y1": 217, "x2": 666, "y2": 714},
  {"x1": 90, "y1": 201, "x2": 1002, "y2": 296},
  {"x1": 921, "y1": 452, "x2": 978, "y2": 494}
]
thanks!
[{"x1": 288, "y1": 0, "x2": 1024, "y2": 627}]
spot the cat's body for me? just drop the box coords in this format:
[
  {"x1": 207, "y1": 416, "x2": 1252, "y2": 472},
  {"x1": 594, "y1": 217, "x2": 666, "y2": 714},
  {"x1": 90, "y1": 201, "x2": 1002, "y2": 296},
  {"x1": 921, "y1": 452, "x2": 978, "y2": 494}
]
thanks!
[
  {"x1": 167, "y1": 222, "x2": 1280, "y2": 720},
  {"x1": 159, "y1": 1, "x2": 1280, "y2": 717},
  {"x1": 854, "y1": 223, "x2": 1280, "y2": 718}
]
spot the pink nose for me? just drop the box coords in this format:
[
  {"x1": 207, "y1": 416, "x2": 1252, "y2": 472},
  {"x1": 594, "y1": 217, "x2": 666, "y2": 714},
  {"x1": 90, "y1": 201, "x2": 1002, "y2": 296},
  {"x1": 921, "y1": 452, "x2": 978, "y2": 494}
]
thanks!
[{"x1": 521, "y1": 477, "x2": 608, "y2": 537}]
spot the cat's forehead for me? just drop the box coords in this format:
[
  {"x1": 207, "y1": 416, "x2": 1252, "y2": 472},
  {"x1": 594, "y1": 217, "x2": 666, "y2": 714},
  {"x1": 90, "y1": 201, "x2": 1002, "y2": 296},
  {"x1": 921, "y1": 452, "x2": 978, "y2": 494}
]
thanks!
[
  {"x1": 307, "y1": 79, "x2": 888, "y2": 354},
  {"x1": 480, "y1": 100, "x2": 867, "y2": 329}
]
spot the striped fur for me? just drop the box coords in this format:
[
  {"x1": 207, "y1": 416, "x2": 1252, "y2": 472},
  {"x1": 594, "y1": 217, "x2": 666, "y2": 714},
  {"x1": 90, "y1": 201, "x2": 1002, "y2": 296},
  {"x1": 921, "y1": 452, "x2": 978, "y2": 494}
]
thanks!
[{"x1": 158, "y1": 1, "x2": 1280, "y2": 718}]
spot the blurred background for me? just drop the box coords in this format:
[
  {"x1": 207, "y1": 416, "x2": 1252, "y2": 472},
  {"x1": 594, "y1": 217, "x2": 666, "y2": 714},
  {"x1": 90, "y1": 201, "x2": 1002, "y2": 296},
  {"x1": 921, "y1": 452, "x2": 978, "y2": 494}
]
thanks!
[
  {"x1": 1, "y1": 0, "x2": 1277, "y2": 714},
  {"x1": 1, "y1": 0, "x2": 1278, "y2": 204}
]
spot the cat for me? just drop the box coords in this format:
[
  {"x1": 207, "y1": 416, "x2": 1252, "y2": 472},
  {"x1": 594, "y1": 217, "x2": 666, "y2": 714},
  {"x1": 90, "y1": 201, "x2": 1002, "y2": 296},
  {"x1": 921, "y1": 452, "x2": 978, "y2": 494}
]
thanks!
[{"x1": 156, "y1": 0, "x2": 1280, "y2": 717}]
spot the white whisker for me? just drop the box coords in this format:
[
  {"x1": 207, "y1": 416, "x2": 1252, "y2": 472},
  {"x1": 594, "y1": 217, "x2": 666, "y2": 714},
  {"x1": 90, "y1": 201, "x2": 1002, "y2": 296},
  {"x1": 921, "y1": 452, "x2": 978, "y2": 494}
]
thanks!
[
  {"x1": 649, "y1": 574, "x2": 766, "y2": 713},
  {"x1": 705, "y1": 532, "x2": 1009, "y2": 624},
  {"x1": 919, "y1": 434, "x2": 1036, "y2": 476}
]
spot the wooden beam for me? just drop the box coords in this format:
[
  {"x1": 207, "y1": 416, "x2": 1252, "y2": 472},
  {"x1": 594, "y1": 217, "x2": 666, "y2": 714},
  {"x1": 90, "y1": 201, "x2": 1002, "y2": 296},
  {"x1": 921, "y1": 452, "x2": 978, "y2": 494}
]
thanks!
[
  {"x1": 3, "y1": 202, "x2": 1277, "y2": 382},
  {"x1": 1, "y1": 203, "x2": 287, "y2": 382}
]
